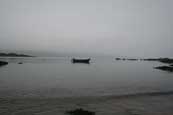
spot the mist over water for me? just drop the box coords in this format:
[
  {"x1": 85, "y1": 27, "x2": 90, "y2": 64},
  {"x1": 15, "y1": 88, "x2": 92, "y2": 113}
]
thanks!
[{"x1": 0, "y1": 0, "x2": 173, "y2": 57}]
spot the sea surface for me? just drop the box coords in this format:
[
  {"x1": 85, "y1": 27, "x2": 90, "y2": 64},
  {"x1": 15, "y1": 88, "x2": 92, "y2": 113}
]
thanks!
[{"x1": 0, "y1": 57, "x2": 173, "y2": 98}]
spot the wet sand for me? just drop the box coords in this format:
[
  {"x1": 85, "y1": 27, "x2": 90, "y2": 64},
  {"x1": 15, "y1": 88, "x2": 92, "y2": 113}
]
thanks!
[{"x1": 1, "y1": 91, "x2": 173, "y2": 115}]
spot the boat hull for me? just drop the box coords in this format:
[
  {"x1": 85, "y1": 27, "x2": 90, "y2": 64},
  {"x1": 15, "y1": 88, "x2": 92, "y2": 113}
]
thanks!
[{"x1": 72, "y1": 58, "x2": 91, "y2": 64}]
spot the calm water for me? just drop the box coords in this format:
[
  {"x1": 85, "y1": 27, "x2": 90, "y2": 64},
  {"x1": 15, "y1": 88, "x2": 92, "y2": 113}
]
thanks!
[{"x1": 0, "y1": 57, "x2": 173, "y2": 97}]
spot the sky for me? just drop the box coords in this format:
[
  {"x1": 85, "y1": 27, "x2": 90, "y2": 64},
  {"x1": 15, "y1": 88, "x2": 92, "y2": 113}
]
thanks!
[{"x1": 0, "y1": 0, "x2": 173, "y2": 57}]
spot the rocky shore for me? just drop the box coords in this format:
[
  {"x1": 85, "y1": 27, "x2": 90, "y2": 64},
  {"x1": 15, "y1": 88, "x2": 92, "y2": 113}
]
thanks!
[
  {"x1": 115, "y1": 57, "x2": 173, "y2": 72},
  {"x1": 0, "y1": 61, "x2": 8, "y2": 66},
  {"x1": 154, "y1": 66, "x2": 173, "y2": 72}
]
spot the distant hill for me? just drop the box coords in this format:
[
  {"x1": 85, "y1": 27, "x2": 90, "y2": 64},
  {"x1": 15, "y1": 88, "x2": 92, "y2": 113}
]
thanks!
[{"x1": 0, "y1": 52, "x2": 34, "y2": 57}]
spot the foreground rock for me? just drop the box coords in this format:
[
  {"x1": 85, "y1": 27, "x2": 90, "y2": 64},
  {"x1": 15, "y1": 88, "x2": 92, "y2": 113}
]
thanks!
[
  {"x1": 66, "y1": 108, "x2": 95, "y2": 115},
  {"x1": 0, "y1": 61, "x2": 8, "y2": 66},
  {"x1": 0, "y1": 93, "x2": 173, "y2": 115},
  {"x1": 154, "y1": 66, "x2": 173, "y2": 72}
]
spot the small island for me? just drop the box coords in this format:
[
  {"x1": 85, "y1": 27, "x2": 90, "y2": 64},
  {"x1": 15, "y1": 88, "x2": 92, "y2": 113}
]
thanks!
[{"x1": 0, "y1": 52, "x2": 34, "y2": 57}]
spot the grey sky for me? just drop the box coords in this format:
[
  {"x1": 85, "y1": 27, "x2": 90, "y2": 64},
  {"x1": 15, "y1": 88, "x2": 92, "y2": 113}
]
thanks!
[{"x1": 0, "y1": 0, "x2": 173, "y2": 57}]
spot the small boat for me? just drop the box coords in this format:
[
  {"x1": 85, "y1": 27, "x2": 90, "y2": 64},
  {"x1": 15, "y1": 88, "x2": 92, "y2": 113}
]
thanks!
[{"x1": 71, "y1": 58, "x2": 91, "y2": 64}]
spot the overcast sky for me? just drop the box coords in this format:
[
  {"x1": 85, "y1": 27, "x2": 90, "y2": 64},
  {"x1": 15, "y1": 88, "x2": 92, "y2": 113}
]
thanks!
[{"x1": 0, "y1": 0, "x2": 173, "y2": 57}]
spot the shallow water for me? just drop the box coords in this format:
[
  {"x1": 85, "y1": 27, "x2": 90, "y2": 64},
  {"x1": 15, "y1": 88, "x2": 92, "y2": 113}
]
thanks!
[{"x1": 0, "y1": 57, "x2": 173, "y2": 97}]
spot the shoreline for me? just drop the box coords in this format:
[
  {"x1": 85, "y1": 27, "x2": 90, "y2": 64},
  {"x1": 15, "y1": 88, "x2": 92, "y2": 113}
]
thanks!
[
  {"x1": 1, "y1": 91, "x2": 173, "y2": 115},
  {"x1": 1, "y1": 90, "x2": 173, "y2": 99}
]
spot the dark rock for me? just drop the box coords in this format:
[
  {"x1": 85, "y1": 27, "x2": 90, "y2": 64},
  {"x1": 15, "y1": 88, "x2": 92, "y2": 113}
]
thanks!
[
  {"x1": 127, "y1": 59, "x2": 138, "y2": 61},
  {"x1": 159, "y1": 58, "x2": 173, "y2": 64},
  {"x1": 18, "y1": 62, "x2": 23, "y2": 64},
  {"x1": 115, "y1": 58, "x2": 138, "y2": 61},
  {"x1": 66, "y1": 108, "x2": 95, "y2": 115},
  {"x1": 143, "y1": 58, "x2": 159, "y2": 61},
  {"x1": 170, "y1": 64, "x2": 173, "y2": 67},
  {"x1": 143, "y1": 58, "x2": 173, "y2": 64},
  {"x1": 154, "y1": 66, "x2": 173, "y2": 72},
  {"x1": 115, "y1": 58, "x2": 121, "y2": 60},
  {"x1": 115, "y1": 57, "x2": 173, "y2": 63},
  {"x1": 0, "y1": 61, "x2": 8, "y2": 66},
  {"x1": 115, "y1": 58, "x2": 126, "y2": 61}
]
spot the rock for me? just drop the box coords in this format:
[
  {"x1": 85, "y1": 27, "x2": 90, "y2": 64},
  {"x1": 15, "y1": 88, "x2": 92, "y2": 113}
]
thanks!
[
  {"x1": 143, "y1": 58, "x2": 173, "y2": 64},
  {"x1": 0, "y1": 61, "x2": 8, "y2": 66},
  {"x1": 158, "y1": 58, "x2": 173, "y2": 64},
  {"x1": 154, "y1": 66, "x2": 173, "y2": 72},
  {"x1": 66, "y1": 108, "x2": 95, "y2": 115},
  {"x1": 115, "y1": 58, "x2": 138, "y2": 61},
  {"x1": 115, "y1": 58, "x2": 121, "y2": 60},
  {"x1": 127, "y1": 59, "x2": 138, "y2": 61}
]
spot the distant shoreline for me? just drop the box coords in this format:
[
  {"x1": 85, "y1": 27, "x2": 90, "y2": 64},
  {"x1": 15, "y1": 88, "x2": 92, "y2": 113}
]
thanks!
[
  {"x1": 115, "y1": 57, "x2": 173, "y2": 64},
  {"x1": 0, "y1": 90, "x2": 173, "y2": 115},
  {"x1": 0, "y1": 52, "x2": 34, "y2": 57}
]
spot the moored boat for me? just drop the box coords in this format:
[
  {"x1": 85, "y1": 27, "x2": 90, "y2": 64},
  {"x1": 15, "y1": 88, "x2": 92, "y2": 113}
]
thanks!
[{"x1": 71, "y1": 58, "x2": 91, "y2": 64}]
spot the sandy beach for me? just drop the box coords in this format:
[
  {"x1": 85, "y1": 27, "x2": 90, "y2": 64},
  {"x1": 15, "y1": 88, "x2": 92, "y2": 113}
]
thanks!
[{"x1": 1, "y1": 91, "x2": 173, "y2": 115}]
